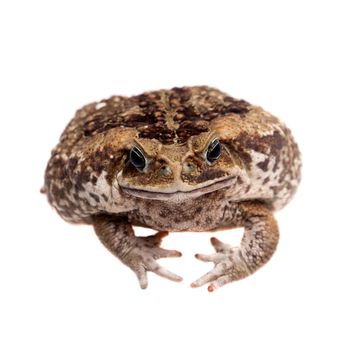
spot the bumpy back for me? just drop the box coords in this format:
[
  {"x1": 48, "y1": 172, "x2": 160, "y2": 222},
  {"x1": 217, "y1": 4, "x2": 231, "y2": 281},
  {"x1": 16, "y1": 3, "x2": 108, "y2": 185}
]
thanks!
[{"x1": 44, "y1": 86, "x2": 301, "y2": 223}]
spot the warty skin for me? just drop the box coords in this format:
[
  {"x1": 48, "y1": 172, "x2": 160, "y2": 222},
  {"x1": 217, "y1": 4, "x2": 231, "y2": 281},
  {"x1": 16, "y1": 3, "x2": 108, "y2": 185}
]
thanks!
[{"x1": 44, "y1": 86, "x2": 301, "y2": 291}]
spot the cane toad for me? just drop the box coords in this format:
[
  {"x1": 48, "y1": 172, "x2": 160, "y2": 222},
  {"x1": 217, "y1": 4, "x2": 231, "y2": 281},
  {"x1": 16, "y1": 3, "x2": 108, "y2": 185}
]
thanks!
[{"x1": 44, "y1": 86, "x2": 301, "y2": 291}]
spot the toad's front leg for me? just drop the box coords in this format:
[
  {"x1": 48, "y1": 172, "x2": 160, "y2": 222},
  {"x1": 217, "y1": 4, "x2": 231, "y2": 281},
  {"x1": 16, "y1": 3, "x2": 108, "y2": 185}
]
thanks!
[
  {"x1": 92, "y1": 215, "x2": 183, "y2": 289},
  {"x1": 191, "y1": 201, "x2": 279, "y2": 292}
]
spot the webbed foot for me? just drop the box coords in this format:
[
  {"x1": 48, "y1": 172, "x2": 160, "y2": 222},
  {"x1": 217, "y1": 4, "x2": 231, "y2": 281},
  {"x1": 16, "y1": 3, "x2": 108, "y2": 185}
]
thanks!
[
  {"x1": 123, "y1": 231, "x2": 183, "y2": 289},
  {"x1": 191, "y1": 237, "x2": 250, "y2": 292},
  {"x1": 93, "y1": 215, "x2": 183, "y2": 289}
]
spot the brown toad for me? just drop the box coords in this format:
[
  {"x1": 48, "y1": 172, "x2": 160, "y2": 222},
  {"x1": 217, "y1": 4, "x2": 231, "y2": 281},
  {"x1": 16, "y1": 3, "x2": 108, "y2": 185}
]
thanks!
[{"x1": 43, "y1": 86, "x2": 301, "y2": 291}]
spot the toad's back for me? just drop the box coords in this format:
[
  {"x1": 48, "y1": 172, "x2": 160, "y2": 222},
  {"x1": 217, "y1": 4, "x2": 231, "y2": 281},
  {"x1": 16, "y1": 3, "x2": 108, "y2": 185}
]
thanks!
[{"x1": 45, "y1": 86, "x2": 301, "y2": 224}]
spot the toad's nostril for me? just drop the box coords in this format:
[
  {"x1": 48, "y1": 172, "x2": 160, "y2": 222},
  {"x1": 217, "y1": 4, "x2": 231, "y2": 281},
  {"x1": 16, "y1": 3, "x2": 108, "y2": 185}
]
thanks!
[
  {"x1": 182, "y1": 162, "x2": 196, "y2": 174},
  {"x1": 160, "y1": 165, "x2": 172, "y2": 176}
]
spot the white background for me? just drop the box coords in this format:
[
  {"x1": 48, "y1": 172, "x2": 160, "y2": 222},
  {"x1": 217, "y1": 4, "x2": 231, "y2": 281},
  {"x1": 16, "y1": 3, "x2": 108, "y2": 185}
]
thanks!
[{"x1": 1, "y1": 1, "x2": 349, "y2": 349}]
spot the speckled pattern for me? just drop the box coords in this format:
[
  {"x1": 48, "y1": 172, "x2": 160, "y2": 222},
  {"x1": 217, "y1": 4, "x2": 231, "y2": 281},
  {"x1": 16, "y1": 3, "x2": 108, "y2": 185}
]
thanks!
[{"x1": 44, "y1": 86, "x2": 301, "y2": 291}]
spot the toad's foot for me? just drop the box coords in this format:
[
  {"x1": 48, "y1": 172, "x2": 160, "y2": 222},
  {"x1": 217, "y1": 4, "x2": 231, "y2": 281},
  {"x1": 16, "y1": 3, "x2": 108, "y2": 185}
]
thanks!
[
  {"x1": 191, "y1": 237, "x2": 251, "y2": 292},
  {"x1": 92, "y1": 215, "x2": 182, "y2": 289},
  {"x1": 123, "y1": 231, "x2": 183, "y2": 289},
  {"x1": 192, "y1": 202, "x2": 279, "y2": 292}
]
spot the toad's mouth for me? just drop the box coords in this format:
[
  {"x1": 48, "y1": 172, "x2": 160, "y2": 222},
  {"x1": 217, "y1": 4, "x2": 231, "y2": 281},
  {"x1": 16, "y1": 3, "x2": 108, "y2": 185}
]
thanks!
[{"x1": 119, "y1": 176, "x2": 236, "y2": 201}]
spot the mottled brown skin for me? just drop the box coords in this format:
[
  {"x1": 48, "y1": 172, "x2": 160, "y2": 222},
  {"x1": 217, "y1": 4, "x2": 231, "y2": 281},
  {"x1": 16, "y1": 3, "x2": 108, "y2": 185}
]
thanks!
[{"x1": 44, "y1": 86, "x2": 301, "y2": 291}]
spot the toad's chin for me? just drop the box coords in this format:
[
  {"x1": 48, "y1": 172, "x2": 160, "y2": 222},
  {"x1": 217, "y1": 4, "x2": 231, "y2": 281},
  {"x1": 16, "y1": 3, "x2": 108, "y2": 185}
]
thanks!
[{"x1": 118, "y1": 176, "x2": 236, "y2": 201}]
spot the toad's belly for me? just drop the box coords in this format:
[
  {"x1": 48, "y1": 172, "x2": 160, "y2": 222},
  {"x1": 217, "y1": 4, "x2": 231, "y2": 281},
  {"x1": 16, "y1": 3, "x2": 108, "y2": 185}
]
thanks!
[{"x1": 127, "y1": 192, "x2": 242, "y2": 231}]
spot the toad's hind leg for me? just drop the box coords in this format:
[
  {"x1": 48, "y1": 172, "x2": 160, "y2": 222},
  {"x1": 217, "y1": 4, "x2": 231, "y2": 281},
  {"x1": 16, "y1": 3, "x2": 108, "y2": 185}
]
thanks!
[
  {"x1": 191, "y1": 201, "x2": 279, "y2": 292},
  {"x1": 92, "y1": 215, "x2": 183, "y2": 289}
]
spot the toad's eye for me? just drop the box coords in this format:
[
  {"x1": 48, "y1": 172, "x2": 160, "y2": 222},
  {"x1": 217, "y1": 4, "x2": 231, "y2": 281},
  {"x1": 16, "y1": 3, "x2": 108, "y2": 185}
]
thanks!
[
  {"x1": 206, "y1": 139, "x2": 222, "y2": 164},
  {"x1": 130, "y1": 146, "x2": 146, "y2": 171}
]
